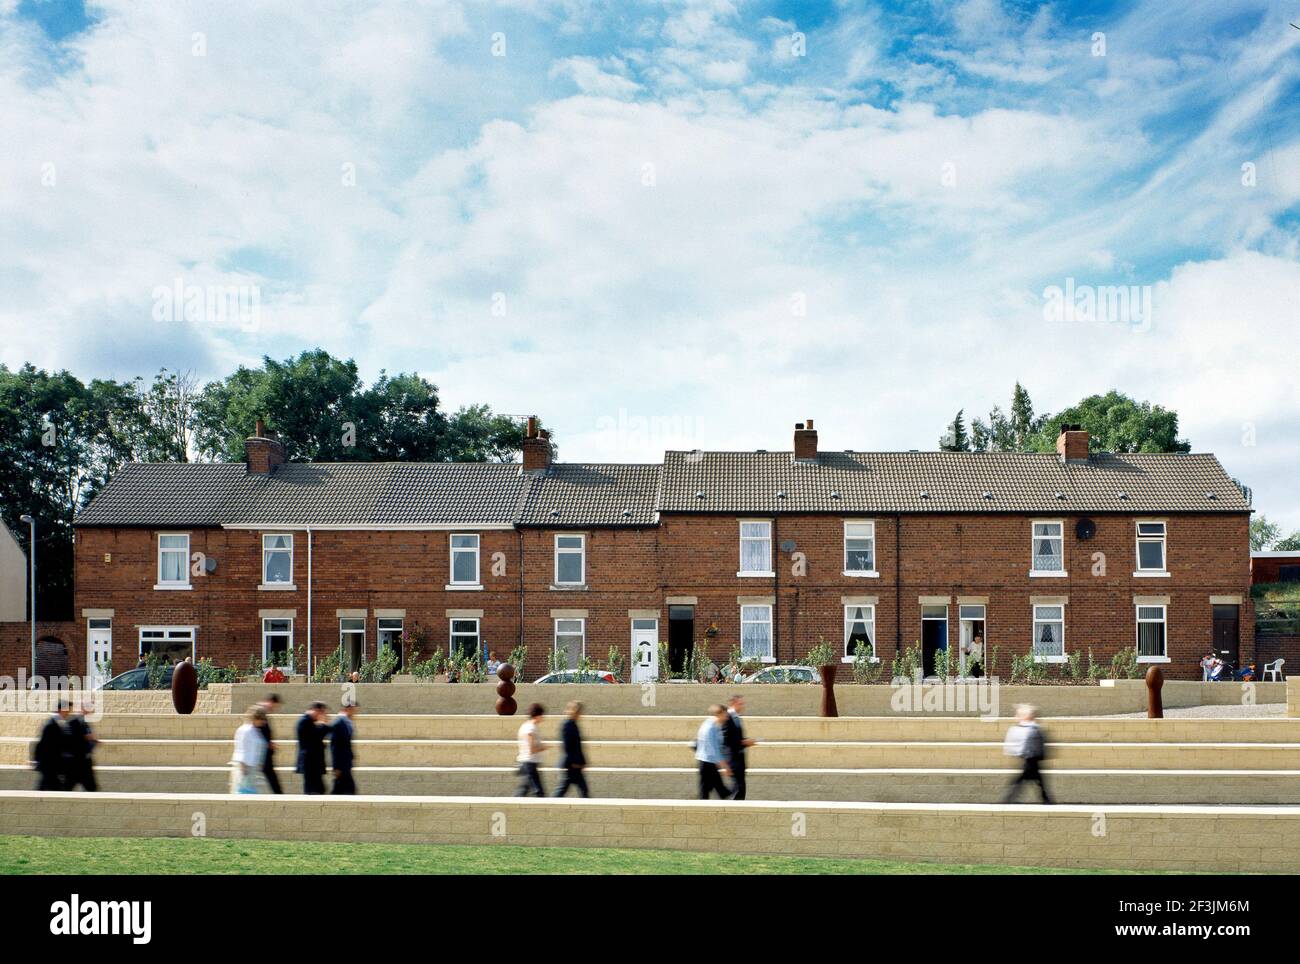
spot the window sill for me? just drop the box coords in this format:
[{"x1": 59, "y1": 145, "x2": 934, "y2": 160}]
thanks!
[
  {"x1": 842, "y1": 570, "x2": 880, "y2": 578},
  {"x1": 1138, "y1": 656, "x2": 1171, "y2": 664},
  {"x1": 737, "y1": 571, "x2": 775, "y2": 578},
  {"x1": 1028, "y1": 571, "x2": 1068, "y2": 578},
  {"x1": 1133, "y1": 571, "x2": 1170, "y2": 578},
  {"x1": 1033, "y1": 655, "x2": 1067, "y2": 664},
  {"x1": 841, "y1": 656, "x2": 881, "y2": 663},
  {"x1": 153, "y1": 584, "x2": 192, "y2": 591},
  {"x1": 445, "y1": 584, "x2": 483, "y2": 591},
  {"x1": 550, "y1": 584, "x2": 588, "y2": 592},
  {"x1": 760, "y1": 656, "x2": 777, "y2": 664},
  {"x1": 258, "y1": 584, "x2": 297, "y2": 591}
]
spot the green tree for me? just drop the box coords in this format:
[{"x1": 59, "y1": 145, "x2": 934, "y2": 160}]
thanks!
[
  {"x1": 1027, "y1": 391, "x2": 1189, "y2": 454},
  {"x1": 940, "y1": 409, "x2": 970, "y2": 451},
  {"x1": 1251, "y1": 516, "x2": 1282, "y2": 551},
  {"x1": 1274, "y1": 533, "x2": 1300, "y2": 552}
]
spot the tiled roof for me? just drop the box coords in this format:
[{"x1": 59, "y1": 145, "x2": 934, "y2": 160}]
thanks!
[
  {"x1": 658, "y1": 450, "x2": 1250, "y2": 514},
  {"x1": 74, "y1": 448, "x2": 1248, "y2": 528}
]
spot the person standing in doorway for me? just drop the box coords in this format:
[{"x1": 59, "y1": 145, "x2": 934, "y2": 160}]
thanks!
[
  {"x1": 515, "y1": 703, "x2": 547, "y2": 797},
  {"x1": 1001, "y1": 704, "x2": 1052, "y2": 804},
  {"x1": 695, "y1": 704, "x2": 732, "y2": 800},
  {"x1": 295, "y1": 702, "x2": 330, "y2": 795},
  {"x1": 554, "y1": 701, "x2": 589, "y2": 798},
  {"x1": 966, "y1": 633, "x2": 985, "y2": 678},
  {"x1": 65, "y1": 699, "x2": 98, "y2": 792},
  {"x1": 33, "y1": 701, "x2": 71, "y2": 791},
  {"x1": 721, "y1": 695, "x2": 756, "y2": 800},
  {"x1": 258, "y1": 693, "x2": 283, "y2": 794},
  {"x1": 331, "y1": 701, "x2": 359, "y2": 794}
]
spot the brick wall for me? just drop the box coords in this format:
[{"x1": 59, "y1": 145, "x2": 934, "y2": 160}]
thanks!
[
  {"x1": 62, "y1": 509, "x2": 1250, "y2": 682},
  {"x1": 0, "y1": 620, "x2": 82, "y2": 681}
]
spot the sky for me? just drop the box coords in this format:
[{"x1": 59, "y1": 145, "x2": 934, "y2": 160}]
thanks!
[{"x1": 2, "y1": 0, "x2": 1299, "y2": 526}]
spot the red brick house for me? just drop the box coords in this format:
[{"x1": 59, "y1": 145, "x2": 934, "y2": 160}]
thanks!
[{"x1": 61, "y1": 419, "x2": 1252, "y2": 682}]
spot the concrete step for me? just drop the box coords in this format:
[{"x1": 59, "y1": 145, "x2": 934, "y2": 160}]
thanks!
[
  {"x1": 4, "y1": 736, "x2": 1298, "y2": 770},
  {"x1": 2, "y1": 712, "x2": 1297, "y2": 744},
  {"x1": 4, "y1": 763, "x2": 1299, "y2": 804}
]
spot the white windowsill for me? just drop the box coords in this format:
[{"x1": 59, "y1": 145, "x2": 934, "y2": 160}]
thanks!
[
  {"x1": 842, "y1": 570, "x2": 880, "y2": 578},
  {"x1": 258, "y1": 584, "x2": 297, "y2": 591},
  {"x1": 1033, "y1": 655, "x2": 1067, "y2": 664},
  {"x1": 445, "y1": 584, "x2": 484, "y2": 591},
  {"x1": 737, "y1": 571, "x2": 775, "y2": 578},
  {"x1": 1137, "y1": 656, "x2": 1171, "y2": 664},
  {"x1": 760, "y1": 656, "x2": 776, "y2": 663},
  {"x1": 153, "y1": 583, "x2": 192, "y2": 591},
  {"x1": 841, "y1": 656, "x2": 881, "y2": 663},
  {"x1": 550, "y1": 584, "x2": 588, "y2": 591},
  {"x1": 1133, "y1": 571, "x2": 1170, "y2": 578},
  {"x1": 1028, "y1": 571, "x2": 1068, "y2": 578}
]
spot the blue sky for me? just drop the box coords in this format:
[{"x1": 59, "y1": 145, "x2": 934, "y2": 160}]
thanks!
[{"x1": 2, "y1": 0, "x2": 1299, "y2": 526}]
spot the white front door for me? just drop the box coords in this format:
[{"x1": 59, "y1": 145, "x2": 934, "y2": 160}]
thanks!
[
  {"x1": 87, "y1": 619, "x2": 112, "y2": 688},
  {"x1": 631, "y1": 619, "x2": 658, "y2": 683}
]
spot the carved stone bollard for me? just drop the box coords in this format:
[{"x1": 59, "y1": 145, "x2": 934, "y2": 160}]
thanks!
[
  {"x1": 495, "y1": 663, "x2": 517, "y2": 716},
  {"x1": 1146, "y1": 664, "x2": 1164, "y2": 719},
  {"x1": 819, "y1": 663, "x2": 838, "y2": 718}
]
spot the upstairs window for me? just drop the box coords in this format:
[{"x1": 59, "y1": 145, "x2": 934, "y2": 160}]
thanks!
[
  {"x1": 450, "y1": 533, "x2": 480, "y2": 585},
  {"x1": 554, "y1": 534, "x2": 586, "y2": 586},
  {"x1": 262, "y1": 533, "x2": 293, "y2": 586},
  {"x1": 739, "y1": 521, "x2": 773, "y2": 575},
  {"x1": 1031, "y1": 521, "x2": 1064, "y2": 574},
  {"x1": 157, "y1": 534, "x2": 190, "y2": 586},
  {"x1": 843, "y1": 522, "x2": 876, "y2": 574},
  {"x1": 1136, "y1": 522, "x2": 1167, "y2": 573}
]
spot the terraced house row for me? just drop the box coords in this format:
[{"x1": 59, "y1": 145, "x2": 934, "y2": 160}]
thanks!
[{"x1": 58, "y1": 417, "x2": 1252, "y2": 682}]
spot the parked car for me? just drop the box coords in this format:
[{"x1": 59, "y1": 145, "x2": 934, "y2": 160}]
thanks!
[
  {"x1": 741, "y1": 665, "x2": 822, "y2": 684},
  {"x1": 98, "y1": 665, "x2": 175, "y2": 691},
  {"x1": 532, "y1": 669, "x2": 617, "y2": 684}
]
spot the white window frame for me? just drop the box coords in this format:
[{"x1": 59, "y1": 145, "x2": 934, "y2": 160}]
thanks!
[
  {"x1": 447, "y1": 533, "x2": 482, "y2": 589},
  {"x1": 138, "y1": 626, "x2": 197, "y2": 662},
  {"x1": 553, "y1": 617, "x2": 586, "y2": 669},
  {"x1": 553, "y1": 534, "x2": 586, "y2": 587},
  {"x1": 737, "y1": 520, "x2": 774, "y2": 577},
  {"x1": 1031, "y1": 604, "x2": 1066, "y2": 663},
  {"x1": 1029, "y1": 520, "x2": 1067, "y2": 577},
  {"x1": 155, "y1": 532, "x2": 191, "y2": 589},
  {"x1": 842, "y1": 603, "x2": 879, "y2": 662},
  {"x1": 261, "y1": 617, "x2": 294, "y2": 670},
  {"x1": 260, "y1": 533, "x2": 295, "y2": 589},
  {"x1": 1136, "y1": 604, "x2": 1169, "y2": 663},
  {"x1": 740, "y1": 604, "x2": 775, "y2": 662},
  {"x1": 843, "y1": 521, "x2": 879, "y2": 577},
  {"x1": 1134, "y1": 520, "x2": 1169, "y2": 576},
  {"x1": 449, "y1": 617, "x2": 481, "y2": 660}
]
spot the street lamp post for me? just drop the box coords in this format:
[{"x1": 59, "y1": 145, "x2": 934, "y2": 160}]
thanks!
[{"x1": 18, "y1": 515, "x2": 35, "y2": 678}]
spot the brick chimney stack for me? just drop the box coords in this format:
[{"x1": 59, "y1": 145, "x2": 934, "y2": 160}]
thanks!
[
  {"x1": 1056, "y1": 424, "x2": 1090, "y2": 463},
  {"x1": 794, "y1": 419, "x2": 818, "y2": 462},
  {"x1": 245, "y1": 418, "x2": 286, "y2": 474},
  {"x1": 521, "y1": 416, "x2": 552, "y2": 474}
]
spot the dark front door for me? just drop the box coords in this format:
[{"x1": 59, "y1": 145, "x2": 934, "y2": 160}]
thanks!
[
  {"x1": 1212, "y1": 604, "x2": 1240, "y2": 668},
  {"x1": 668, "y1": 605, "x2": 694, "y2": 676}
]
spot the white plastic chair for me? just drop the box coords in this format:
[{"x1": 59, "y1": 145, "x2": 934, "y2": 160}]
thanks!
[{"x1": 1264, "y1": 658, "x2": 1285, "y2": 682}]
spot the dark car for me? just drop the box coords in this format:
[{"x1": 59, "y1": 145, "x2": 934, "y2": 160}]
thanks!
[{"x1": 99, "y1": 665, "x2": 174, "y2": 691}]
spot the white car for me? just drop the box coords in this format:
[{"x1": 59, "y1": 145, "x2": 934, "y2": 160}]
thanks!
[
  {"x1": 532, "y1": 669, "x2": 617, "y2": 684},
  {"x1": 741, "y1": 665, "x2": 822, "y2": 684}
]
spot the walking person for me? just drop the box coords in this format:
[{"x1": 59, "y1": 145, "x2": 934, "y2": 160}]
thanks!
[
  {"x1": 257, "y1": 693, "x2": 283, "y2": 794},
  {"x1": 554, "y1": 701, "x2": 589, "y2": 798},
  {"x1": 230, "y1": 705, "x2": 269, "y2": 794},
  {"x1": 695, "y1": 704, "x2": 732, "y2": 800},
  {"x1": 330, "y1": 700, "x2": 359, "y2": 795},
  {"x1": 295, "y1": 701, "x2": 330, "y2": 795},
  {"x1": 33, "y1": 700, "x2": 71, "y2": 791},
  {"x1": 65, "y1": 700, "x2": 98, "y2": 792},
  {"x1": 1001, "y1": 704, "x2": 1052, "y2": 804},
  {"x1": 515, "y1": 703, "x2": 546, "y2": 797},
  {"x1": 721, "y1": 695, "x2": 756, "y2": 800}
]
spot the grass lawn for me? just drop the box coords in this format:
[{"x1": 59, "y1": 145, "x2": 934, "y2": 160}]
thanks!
[{"x1": 0, "y1": 834, "x2": 1164, "y2": 875}]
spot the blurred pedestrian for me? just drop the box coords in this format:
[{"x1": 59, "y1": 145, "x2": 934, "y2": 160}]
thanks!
[
  {"x1": 331, "y1": 700, "x2": 359, "y2": 794},
  {"x1": 230, "y1": 705, "x2": 269, "y2": 794},
  {"x1": 258, "y1": 693, "x2": 283, "y2": 794},
  {"x1": 554, "y1": 701, "x2": 588, "y2": 798},
  {"x1": 695, "y1": 704, "x2": 732, "y2": 800},
  {"x1": 33, "y1": 700, "x2": 71, "y2": 791},
  {"x1": 721, "y1": 694, "x2": 755, "y2": 800},
  {"x1": 295, "y1": 701, "x2": 330, "y2": 794},
  {"x1": 65, "y1": 699, "x2": 98, "y2": 792},
  {"x1": 1001, "y1": 704, "x2": 1052, "y2": 804},
  {"x1": 515, "y1": 703, "x2": 546, "y2": 797}
]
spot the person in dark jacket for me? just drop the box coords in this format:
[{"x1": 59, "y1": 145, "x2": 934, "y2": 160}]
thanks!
[
  {"x1": 257, "y1": 693, "x2": 283, "y2": 794},
  {"x1": 721, "y1": 694, "x2": 756, "y2": 800},
  {"x1": 1001, "y1": 704, "x2": 1052, "y2": 804},
  {"x1": 64, "y1": 701, "x2": 98, "y2": 792},
  {"x1": 554, "y1": 701, "x2": 589, "y2": 798},
  {"x1": 330, "y1": 701, "x2": 358, "y2": 795},
  {"x1": 295, "y1": 702, "x2": 330, "y2": 794},
  {"x1": 33, "y1": 701, "x2": 71, "y2": 791}
]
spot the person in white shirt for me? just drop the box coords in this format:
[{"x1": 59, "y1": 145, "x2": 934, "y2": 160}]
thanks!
[
  {"x1": 514, "y1": 703, "x2": 547, "y2": 797},
  {"x1": 1001, "y1": 704, "x2": 1051, "y2": 804},
  {"x1": 230, "y1": 705, "x2": 269, "y2": 794},
  {"x1": 694, "y1": 704, "x2": 732, "y2": 799}
]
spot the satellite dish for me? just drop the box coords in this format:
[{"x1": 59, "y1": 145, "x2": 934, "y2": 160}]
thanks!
[
  {"x1": 204, "y1": 557, "x2": 218, "y2": 573},
  {"x1": 780, "y1": 539, "x2": 797, "y2": 553},
  {"x1": 1075, "y1": 518, "x2": 1096, "y2": 541}
]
